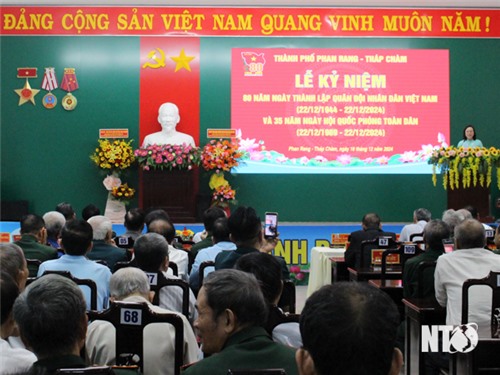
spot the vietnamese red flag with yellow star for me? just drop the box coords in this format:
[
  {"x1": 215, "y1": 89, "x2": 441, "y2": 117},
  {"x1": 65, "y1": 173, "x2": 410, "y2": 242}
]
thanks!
[{"x1": 139, "y1": 37, "x2": 200, "y2": 145}]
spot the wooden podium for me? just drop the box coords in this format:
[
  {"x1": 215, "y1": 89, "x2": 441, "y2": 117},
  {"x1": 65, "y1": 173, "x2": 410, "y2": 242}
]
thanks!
[
  {"x1": 447, "y1": 184, "x2": 490, "y2": 218},
  {"x1": 140, "y1": 169, "x2": 199, "y2": 223}
]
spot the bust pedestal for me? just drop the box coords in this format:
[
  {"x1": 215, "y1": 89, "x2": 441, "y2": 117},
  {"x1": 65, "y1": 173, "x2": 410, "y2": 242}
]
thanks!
[
  {"x1": 140, "y1": 168, "x2": 199, "y2": 223},
  {"x1": 447, "y1": 184, "x2": 490, "y2": 218}
]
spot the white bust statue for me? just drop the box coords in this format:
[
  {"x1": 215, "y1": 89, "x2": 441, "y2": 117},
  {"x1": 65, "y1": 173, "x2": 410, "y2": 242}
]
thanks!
[{"x1": 141, "y1": 102, "x2": 196, "y2": 148}]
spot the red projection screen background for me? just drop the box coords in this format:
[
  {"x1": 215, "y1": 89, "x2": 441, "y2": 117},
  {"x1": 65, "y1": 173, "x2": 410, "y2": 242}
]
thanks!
[{"x1": 231, "y1": 48, "x2": 449, "y2": 174}]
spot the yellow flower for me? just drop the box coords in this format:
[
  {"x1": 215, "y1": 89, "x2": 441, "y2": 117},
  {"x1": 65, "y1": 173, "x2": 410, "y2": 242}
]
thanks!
[{"x1": 209, "y1": 173, "x2": 229, "y2": 190}]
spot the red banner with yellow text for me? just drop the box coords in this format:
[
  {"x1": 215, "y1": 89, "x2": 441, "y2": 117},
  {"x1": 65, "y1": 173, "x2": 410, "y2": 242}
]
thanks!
[{"x1": 1, "y1": 7, "x2": 499, "y2": 38}]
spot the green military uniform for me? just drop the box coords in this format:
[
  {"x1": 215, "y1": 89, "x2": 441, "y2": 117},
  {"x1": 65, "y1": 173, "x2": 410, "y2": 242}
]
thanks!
[
  {"x1": 15, "y1": 234, "x2": 58, "y2": 277},
  {"x1": 87, "y1": 240, "x2": 128, "y2": 271},
  {"x1": 215, "y1": 245, "x2": 257, "y2": 270},
  {"x1": 215, "y1": 246, "x2": 290, "y2": 280},
  {"x1": 30, "y1": 354, "x2": 87, "y2": 374},
  {"x1": 182, "y1": 326, "x2": 298, "y2": 375},
  {"x1": 402, "y1": 247, "x2": 443, "y2": 299}
]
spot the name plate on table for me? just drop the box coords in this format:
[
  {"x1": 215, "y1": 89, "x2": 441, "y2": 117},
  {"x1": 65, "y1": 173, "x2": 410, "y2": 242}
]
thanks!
[
  {"x1": 371, "y1": 249, "x2": 399, "y2": 265},
  {"x1": 330, "y1": 233, "x2": 350, "y2": 248}
]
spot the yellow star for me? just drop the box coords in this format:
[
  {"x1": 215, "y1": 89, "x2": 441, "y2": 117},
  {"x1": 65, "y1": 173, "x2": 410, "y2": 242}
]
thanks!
[
  {"x1": 170, "y1": 48, "x2": 195, "y2": 72},
  {"x1": 14, "y1": 80, "x2": 40, "y2": 106}
]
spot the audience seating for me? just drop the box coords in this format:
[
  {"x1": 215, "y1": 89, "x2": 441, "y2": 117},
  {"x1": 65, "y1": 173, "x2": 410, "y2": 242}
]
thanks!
[
  {"x1": 26, "y1": 259, "x2": 42, "y2": 282},
  {"x1": 56, "y1": 366, "x2": 113, "y2": 374},
  {"x1": 277, "y1": 280, "x2": 296, "y2": 314},
  {"x1": 198, "y1": 260, "x2": 215, "y2": 287},
  {"x1": 416, "y1": 260, "x2": 437, "y2": 299},
  {"x1": 409, "y1": 231, "x2": 424, "y2": 242},
  {"x1": 359, "y1": 236, "x2": 399, "y2": 268},
  {"x1": 380, "y1": 242, "x2": 423, "y2": 280},
  {"x1": 87, "y1": 301, "x2": 184, "y2": 375},
  {"x1": 113, "y1": 260, "x2": 178, "y2": 276},
  {"x1": 42, "y1": 270, "x2": 98, "y2": 310},
  {"x1": 144, "y1": 272, "x2": 190, "y2": 318},
  {"x1": 227, "y1": 369, "x2": 287, "y2": 375},
  {"x1": 461, "y1": 271, "x2": 500, "y2": 325}
]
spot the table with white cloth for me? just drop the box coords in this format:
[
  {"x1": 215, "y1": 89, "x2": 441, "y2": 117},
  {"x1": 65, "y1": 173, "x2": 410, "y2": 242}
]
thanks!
[{"x1": 307, "y1": 246, "x2": 345, "y2": 297}]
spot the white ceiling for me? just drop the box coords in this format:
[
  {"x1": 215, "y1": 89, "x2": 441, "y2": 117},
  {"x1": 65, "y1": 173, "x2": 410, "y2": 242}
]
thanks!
[{"x1": 1, "y1": 0, "x2": 499, "y2": 7}]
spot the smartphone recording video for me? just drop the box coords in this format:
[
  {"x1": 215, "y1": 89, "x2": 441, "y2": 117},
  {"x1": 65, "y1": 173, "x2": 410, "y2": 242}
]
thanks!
[{"x1": 264, "y1": 212, "x2": 278, "y2": 239}]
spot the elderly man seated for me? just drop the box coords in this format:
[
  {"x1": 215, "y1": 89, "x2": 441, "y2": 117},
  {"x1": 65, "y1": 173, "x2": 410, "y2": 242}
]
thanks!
[
  {"x1": 38, "y1": 219, "x2": 111, "y2": 311},
  {"x1": 13, "y1": 274, "x2": 89, "y2": 373},
  {"x1": 435, "y1": 218, "x2": 500, "y2": 326},
  {"x1": 134, "y1": 233, "x2": 197, "y2": 323},
  {"x1": 86, "y1": 267, "x2": 199, "y2": 375},
  {"x1": 87, "y1": 215, "x2": 128, "y2": 271},
  {"x1": 296, "y1": 282, "x2": 403, "y2": 375},
  {"x1": 182, "y1": 269, "x2": 298, "y2": 375}
]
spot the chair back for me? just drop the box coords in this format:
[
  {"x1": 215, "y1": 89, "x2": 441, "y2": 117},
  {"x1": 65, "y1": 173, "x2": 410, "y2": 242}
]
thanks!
[
  {"x1": 114, "y1": 261, "x2": 133, "y2": 273},
  {"x1": 56, "y1": 366, "x2": 140, "y2": 374},
  {"x1": 56, "y1": 366, "x2": 113, "y2": 374},
  {"x1": 87, "y1": 301, "x2": 184, "y2": 375},
  {"x1": 380, "y1": 242, "x2": 423, "y2": 279},
  {"x1": 461, "y1": 271, "x2": 500, "y2": 326},
  {"x1": 360, "y1": 236, "x2": 399, "y2": 268},
  {"x1": 277, "y1": 280, "x2": 296, "y2": 314},
  {"x1": 115, "y1": 235, "x2": 135, "y2": 250},
  {"x1": 485, "y1": 229, "x2": 496, "y2": 250},
  {"x1": 26, "y1": 258, "x2": 42, "y2": 278},
  {"x1": 42, "y1": 270, "x2": 98, "y2": 310},
  {"x1": 145, "y1": 272, "x2": 190, "y2": 318},
  {"x1": 199, "y1": 260, "x2": 215, "y2": 287},
  {"x1": 409, "y1": 231, "x2": 424, "y2": 242},
  {"x1": 227, "y1": 370, "x2": 287, "y2": 375},
  {"x1": 416, "y1": 260, "x2": 437, "y2": 299},
  {"x1": 113, "y1": 261, "x2": 178, "y2": 277},
  {"x1": 168, "y1": 261, "x2": 178, "y2": 277}
]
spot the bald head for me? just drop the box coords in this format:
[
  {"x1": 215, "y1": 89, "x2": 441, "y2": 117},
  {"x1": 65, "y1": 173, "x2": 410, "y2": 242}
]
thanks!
[{"x1": 148, "y1": 219, "x2": 176, "y2": 244}]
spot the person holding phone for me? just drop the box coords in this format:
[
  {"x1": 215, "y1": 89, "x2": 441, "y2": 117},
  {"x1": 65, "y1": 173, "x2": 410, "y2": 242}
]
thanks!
[{"x1": 214, "y1": 207, "x2": 290, "y2": 280}]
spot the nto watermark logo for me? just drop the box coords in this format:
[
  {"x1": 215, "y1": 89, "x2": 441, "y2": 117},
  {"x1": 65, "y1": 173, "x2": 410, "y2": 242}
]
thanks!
[{"x1": 422, "y1": 323, "x2": 479, "y2": 353}]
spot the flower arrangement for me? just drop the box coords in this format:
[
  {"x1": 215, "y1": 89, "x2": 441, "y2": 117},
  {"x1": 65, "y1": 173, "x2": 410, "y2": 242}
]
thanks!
[
  {"x1": 428, "y1": 146, "x2": 500, "y2": 190},
  {"x1": 134, "y1": 144, "x2": 202, "y2": 171},
  {"x1": 201, "y1": 139, "x2": 244, "y2": 174},
  {"x1": 212, "y1": 184, "x2": 236, "y2": 204},
  {"x1": 90, "y1": 139, "x2": 135, "y2": 172},
  {"x1": 201, "y1": 139, "x2": 243, "y2": 211},
  {"x1": 111, "y1": 183, "x2": 135, "y2": 204},
  {"x1": 176, "y1": 227, "x2": 195, "y2": 242},
  {"x1": 233, "y1": 130, "x2": 452, "y2": 173}
]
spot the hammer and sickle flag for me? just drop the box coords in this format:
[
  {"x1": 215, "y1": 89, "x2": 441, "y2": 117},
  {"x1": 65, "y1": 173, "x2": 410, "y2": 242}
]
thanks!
[{"x1": 142, "y1": 48, "x2": 166, "y2": 69}]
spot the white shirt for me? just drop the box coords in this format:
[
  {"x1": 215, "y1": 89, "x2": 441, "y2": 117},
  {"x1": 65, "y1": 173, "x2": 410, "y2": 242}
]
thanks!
[
  {"x1": 399, "y1": 220, "x2": 427, "y2": 242},
  {"x1": 159, "y1": 272, "x2": 198, "y2": 324},
  {"x1": 168, "y1": 245, "x2": 189, "y2": 283},
  {"x1": 434, "y1": 248, "x2": 500, "y2": 325},
  {"x1": 85, "y1": 295, "x2": 199, "y2": 375},
  {"x1": 0, "y1": 337, "x2": 37, "y2": 375},
  {"x1": 272, "y1": 322, "x2": 302, "y2": 349}
]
